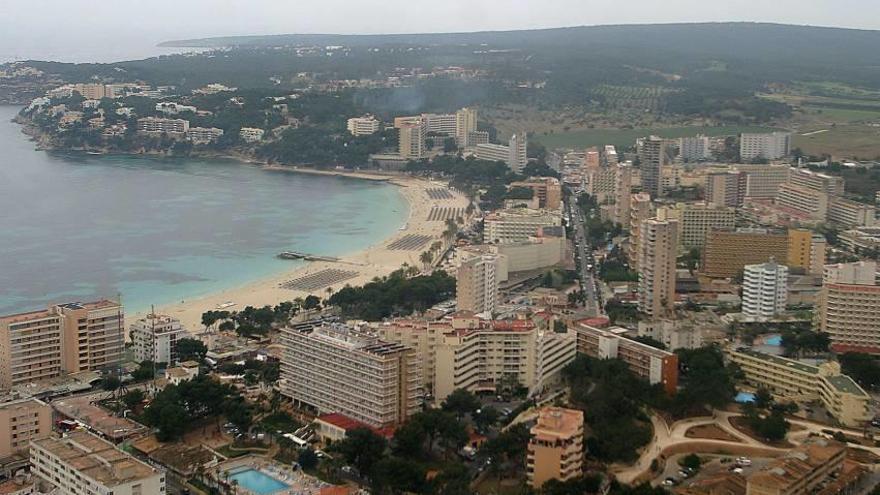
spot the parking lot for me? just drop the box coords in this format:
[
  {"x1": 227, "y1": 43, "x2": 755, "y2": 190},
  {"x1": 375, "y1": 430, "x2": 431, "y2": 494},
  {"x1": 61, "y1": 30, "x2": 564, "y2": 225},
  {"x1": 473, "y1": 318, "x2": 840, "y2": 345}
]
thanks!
[{"x1": 656, "y1": 454, "x2": 772, "y2": 488}]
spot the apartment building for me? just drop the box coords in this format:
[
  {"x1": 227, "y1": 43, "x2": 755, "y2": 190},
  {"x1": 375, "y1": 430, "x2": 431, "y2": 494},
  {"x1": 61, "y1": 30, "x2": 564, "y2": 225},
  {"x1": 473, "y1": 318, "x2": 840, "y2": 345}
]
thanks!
[
  {"x1": 680, "y1": 135, "x2": 711, "y2": 162},
  {"x1": 656, "y1": 202, "x2": 736, "y2": 249},
  {"x1": 398, "y1": 120, "x2": 426, "y2": 160},
  {"x1": 0, "y1": 395, "x2": 52, "y2": 460},
  {"x1": 839, "y1": 226, "x2": 880, "y2": 253},
  {"x1": 747, "y1": 439, "x2": 846, "y2": 495},
  {"x1": 585, "y1": 166, "x2": 617, "y2": 204},
  {"x1": 239, "y1": 127, "x2": 265, "y2": 143},
  {"x1": 789, "y1": 168, "x2": 845, "y2": 196},
  {"x1": 456, "y1": 253, "x2": 500, "y2": 314},
  {"x1": 474, "y1": 132, "x2": 528, "y2": 173},
  {"x1": 573, "y1": 323, "x2": 679, "y2": 394},
  {"x1": 346, "y1": 115, "x2": 381, "y2": 136},
  {"x1": 129, "y1": 314, "x2": 187, "y2": 365},
  {"x1": 483, "y1": 208, "x2": 562, "y2": 244},
  {"x1": 742, "y1": 260, "x2": 789, "y2": 320},
  {"x1": 627, "y1": 192, "x2": 654, "y2": 268},
  {"x1": 738, "y1": 163, "x2": 791, "y2": 199},
  {"x1": 136, "y1": 117, "x2": 189, "y2": 135},
  {"x1": 0, "y1": 300, "x2": 124, "y2": 391},
  {"x1": 739, "y1": 132, "x2": 791, "y2": 161},
  {"x1": 70, "y1": 83, "x2": 107, "y2": 100},
  {"x1": 509, "y1": 177, "x2": 563, "y2": 210},
  {"x1": 186, "y1": 126, "x2": 224, "y2": 144},
  {"x1": 614, "y1": 163, "x2": 633, "y2": 226},
  {"x1": 637, "y1": 320, "x2": 704, "y2": 351},
  {"x1": 30, "y1": 431, "x2": 165, "y2": 495},
  {"x1": 527, "y1": 407, "x2": 584, "y2": 489},
  {"x1": 705, "y1": 170, "x2": 748, "y2": 208},
  {"x1": 492, "y1": 233, "x2": 565, "y2": 274},
  {"x1": 776, "y1": 183, "x2": 829, "y2": 222},
  {"x1": 637, "y1": 219, "x2": 678, "y2": 318},
  {"x1": 279, "y1": 324, "x2": 421, "y2": 428},
  {"x1": 817, "y1": 261, "x2": 880, "y2": 354},
  {"x1": 639, "y1": 135, "x2": 665, "y2": 197},
  {"x1": 454, "y1": 107, "x2": 477, "y2": 146},
  {"x1": 828, "y1": 197, "x2": 877, "y2": 228},
  {"x1": 726, "y1": 349, "x2": 870, "y2": 427},
  {"x1": 604, "y1": 145, "x2": 619, "y2": 165},
  {"x1": 433, "y1": 319, "x2": 576, "y2": 402},
  {"x1": 701, "y1": 228, "x2": 789, "y2": 279},
  {"x1": 786, "y1": 229, "x2": 826, "y2": 275}
]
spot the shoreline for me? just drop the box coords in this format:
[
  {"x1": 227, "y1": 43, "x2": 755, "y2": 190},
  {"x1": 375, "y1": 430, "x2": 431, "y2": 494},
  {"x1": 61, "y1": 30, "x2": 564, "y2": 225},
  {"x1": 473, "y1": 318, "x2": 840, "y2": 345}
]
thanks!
[{"x1": 136, "y1": 172, "x2": 468, "y2": 333}]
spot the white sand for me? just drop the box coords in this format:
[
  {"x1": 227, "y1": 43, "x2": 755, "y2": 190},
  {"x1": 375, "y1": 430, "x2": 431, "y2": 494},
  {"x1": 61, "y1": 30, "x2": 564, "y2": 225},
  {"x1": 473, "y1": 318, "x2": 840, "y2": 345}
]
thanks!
[{"x1": 136, "y1": 172, "x2": 469, "y2": 333}]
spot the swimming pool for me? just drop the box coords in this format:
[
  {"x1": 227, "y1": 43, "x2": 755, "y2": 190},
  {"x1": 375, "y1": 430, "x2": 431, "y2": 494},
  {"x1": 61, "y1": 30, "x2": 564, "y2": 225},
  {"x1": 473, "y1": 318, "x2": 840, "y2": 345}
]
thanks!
[
  {"x1": 228, "y1": 467, "x2": 290, "y2": 494},
  {"x1": 735, "y1": 392, "x2": 757, "y2": 403},
  {"x1": 765, "y1": 335, "x2": 782, "y2": 346}
]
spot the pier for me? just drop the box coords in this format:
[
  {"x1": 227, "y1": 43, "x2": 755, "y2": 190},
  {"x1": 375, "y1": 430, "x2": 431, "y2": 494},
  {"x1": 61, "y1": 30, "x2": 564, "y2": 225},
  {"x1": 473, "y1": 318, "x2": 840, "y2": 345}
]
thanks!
[{"x1": 277, "y1": 251, "x2": 340, "y2": 262}]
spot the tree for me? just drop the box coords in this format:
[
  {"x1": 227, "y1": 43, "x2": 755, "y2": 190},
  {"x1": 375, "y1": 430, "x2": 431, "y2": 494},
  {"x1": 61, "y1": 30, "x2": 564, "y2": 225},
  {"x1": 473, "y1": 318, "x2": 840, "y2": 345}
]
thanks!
[
  {"x1": 297, "y1": 448, "x2": 319, "y2": 470},
  {"x1": 754, "y1": 388, "x2": 773, "y2": 409},
  {"x1": 303, "y1": 295, "x2": 321, "y2": 310},
  {"x1": 122, "y1": 389, "x2": 146, "y2": 410},
  {"x1": 839, "y1": 353, "x2": 880, "y2": 390},
  {"x1": 441, "y1": 389, "x2": 480, "y2": 418},
  {"x1": 131, "y1": 361, "x2": 156, "y2": 382},
  {"x1": 101, "y1": 375, "x2": 121, "y2": 391},
  {"x1": 680, "y1": 453, "x2": 701, "y2": 471},
  {"x1": 334, "y1": 427, "x2": 388, "y2": 477},
  {"x1": 371, "y1": 457, "x2": 426, "y2": 495},
  {"x1": 473, "y1": 406, "x2": 500, "y2": 430},
  {"x1": 176, "y1": 338, "x2": 208, "y2": 362}
]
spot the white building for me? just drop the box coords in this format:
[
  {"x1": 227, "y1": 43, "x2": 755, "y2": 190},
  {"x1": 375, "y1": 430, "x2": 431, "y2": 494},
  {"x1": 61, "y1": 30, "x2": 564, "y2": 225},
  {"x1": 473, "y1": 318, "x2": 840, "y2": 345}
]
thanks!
[
  {"x1": 129, "y1": 314, "x2": 187, "y2": 365},
  {"x1": 474, "y1": 132, "x2": 528, "y2": 173},
  {"x1": 239, "y1": 127, "x2": 265, "y2": 143},
  {"x1": 136, "y1": 117, "x2": 189, "y2": 135},
  {"x1": 30, "y1": 430, "x2": 165, "y2": 495},
  {"x1": 483, "y1": 208, "x2": 563, "y2": 244},
  {"x1": 740, "y1": 132, "x2": 791, "y2": 161},
  {"x1": 155, "y1": 102, "x2": 197, "y2": 115},
  {"x1": 679, "y1": 135, "x2": 711, "y2": 162},
  {"x1": 742, "y1": 260, "x2": 789, "y2": 320},
  {"x1": 346, "y1": 115, "x2": 381, "y2": 136},
  {"x1": 457, "y1": 253, "x2": 500, "y2": 315},
  {"x1": 455, "y1": 107, "x2": 478, "y2": 146},
  {"x1": 187, "y1": 126, "x2": 224, "y2": 144}
]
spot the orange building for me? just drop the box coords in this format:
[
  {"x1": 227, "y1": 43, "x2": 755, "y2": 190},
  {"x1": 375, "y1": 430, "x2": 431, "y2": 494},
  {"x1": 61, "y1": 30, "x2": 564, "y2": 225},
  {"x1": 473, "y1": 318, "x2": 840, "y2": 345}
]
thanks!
[{"x1": 527, "y1": 407, "x2": 584, "y2": 488}]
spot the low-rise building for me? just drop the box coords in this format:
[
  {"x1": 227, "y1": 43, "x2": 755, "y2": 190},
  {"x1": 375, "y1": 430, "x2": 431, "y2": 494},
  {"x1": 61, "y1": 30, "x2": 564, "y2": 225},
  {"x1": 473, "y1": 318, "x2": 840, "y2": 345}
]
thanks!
[
  {"x1": 186, "y1": 126, "x2": 224, "y2": 144},
  {"x1": 509, "y1": 178, "x2": 563, "y2": 210},
  {"x1": 573, "y1": 323, "x2": 679, "y2": 394},
  {"x1": 747, "y1": 439, "x2": 846, "y2": 495},
  {"x1": 483, "y1": 208, "x2": 562, "y2": 244},
  {"x1": 164, "y1": 361, "x2": 199, "y2": 386},
  {"x1": 527, "y1": 407, "x2": 584, "y2": 488},
  {"x1": 155, "y1": 102, "x2": 196, "y2": 115},
  {"x1": 239, "y1": 127, "x2": 265, "y2": 143},
  {"x1": 346, "y1": 115, "x2": 381, "y2": 136},
  {"x1": 136, "y1": 117, "x2": 189, "y2": 135},
  {"x1": 30, "y1": 430, "x2": 165, "y2": 495},
  {"x1": 726, "y1": 349, "x2": 871, "y2": 427}
]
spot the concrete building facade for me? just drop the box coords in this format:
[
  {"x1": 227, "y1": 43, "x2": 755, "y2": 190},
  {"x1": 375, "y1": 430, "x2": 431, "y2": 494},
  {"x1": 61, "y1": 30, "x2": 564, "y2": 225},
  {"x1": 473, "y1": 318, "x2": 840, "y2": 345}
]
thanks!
[
  {"x1": 742, "y1": 260, "x2": 789, "y2": 320},
  {"x1": 129, "y1": 314, "x2": 187, "y2": 365},
  {"x1": 456, "y1": 253, "x2": 500, "y2": 314},
  {"x1": 701, "y1": 229, "x2": 790, "y2": 279},
  {"x1": 527, "y1": 407, "x2": 584, "y2": 489},
  {"x1": 637, "y1": 219, "x2": 679, "y2": 318},
  {"x1": 0, "y1": 395, "x2": 52, "y2": 460},
  {"x1": 740, "y1": 132, "x2": 791, "y2": 161}
]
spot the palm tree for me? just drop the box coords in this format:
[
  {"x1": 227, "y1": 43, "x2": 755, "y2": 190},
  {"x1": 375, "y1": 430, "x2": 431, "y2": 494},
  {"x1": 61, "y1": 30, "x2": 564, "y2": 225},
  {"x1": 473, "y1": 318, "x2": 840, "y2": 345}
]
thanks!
[{"x1": 419, "y1": 251, "x2": 433, "y2": 269}]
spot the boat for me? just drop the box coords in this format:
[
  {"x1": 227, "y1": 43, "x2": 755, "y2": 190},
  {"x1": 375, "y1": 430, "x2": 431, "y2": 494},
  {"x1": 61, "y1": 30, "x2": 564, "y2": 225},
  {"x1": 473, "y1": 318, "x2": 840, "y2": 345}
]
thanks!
[
  {"x1": 86, "y1": 151, "x2": 103, "y2": 155},
  {"x1": 399, "y1": 223, "x2": 408, "y2": 230}
]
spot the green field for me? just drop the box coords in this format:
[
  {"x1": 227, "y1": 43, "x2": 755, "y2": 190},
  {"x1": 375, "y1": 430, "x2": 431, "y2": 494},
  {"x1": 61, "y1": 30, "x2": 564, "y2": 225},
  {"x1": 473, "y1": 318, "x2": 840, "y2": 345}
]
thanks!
[
  {"x1": 793, "y1": 124, "x2": 880, "y2": 160},
  {"x1": 533, "y1": 125, "x2": 783, "y2": 150}
]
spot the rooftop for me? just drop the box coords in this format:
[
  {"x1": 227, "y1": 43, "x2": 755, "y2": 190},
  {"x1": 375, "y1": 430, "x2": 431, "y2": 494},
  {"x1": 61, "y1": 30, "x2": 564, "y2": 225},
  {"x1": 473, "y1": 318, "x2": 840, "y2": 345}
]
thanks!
[
  {"x1": 531, "y1": 407, "x2": 583, "y2": 441},
  {"x1": 731, "y1": 348, "x2": 820, "y2": 375},
  {"x1": 32, "y1": 431, "x2": 161, "y2": 487},
  {"x1": 824, "y1": 374, "x2": 868, "y2": 397}
]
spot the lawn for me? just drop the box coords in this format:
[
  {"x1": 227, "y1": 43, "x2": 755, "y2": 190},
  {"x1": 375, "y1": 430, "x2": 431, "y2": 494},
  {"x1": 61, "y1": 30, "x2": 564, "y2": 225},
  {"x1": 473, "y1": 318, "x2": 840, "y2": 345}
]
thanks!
[
  {"x1": 793, "y1": 123, "x2": 880, "y2": 160},
  {"x1": 534, "y1": 125, "x2": 783, "y2": 150}
]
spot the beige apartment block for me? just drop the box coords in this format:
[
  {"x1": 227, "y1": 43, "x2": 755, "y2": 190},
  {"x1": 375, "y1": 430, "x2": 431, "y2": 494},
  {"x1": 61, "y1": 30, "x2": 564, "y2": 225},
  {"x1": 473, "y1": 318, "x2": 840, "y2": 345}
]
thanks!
[
  {"x1": 726, "y1": 349, "x2": 870, "y2": 427},
  {"x1": 817, "y1": 261, "x2": 880, "y2": 354},
  {"x1": 0, "y1": 395, "x2": 52, "y2": 460},
  {"x1": 57, "y1": 301, "x2": 124, "y2": 374},
  {"x1": 701, "y1": 228, "x2": 789, "y2": 279},
  {"x1": 280, "y1": 324, "x2": 421, "y2": 428},
  {"x1": 483, "y1": 208, "x2": 562, "y2": 244},
  {"x1": 657, "y1": 202, "x2": 736, "y2": 249},
  {"x1": 705, "y1": 170, "x2": 747, "y2": 208},
  {"x1": 787, "y1": 229, "x2": 826, "y2": 275},
  {"x1": 30, "y1": 430, "x2": 165, "y2": 495},
  {"x1": 456, "y1": 253, "x2": 501, "y2": 314},
  {"x1": 637, "y1": 218, "x2": 678, "y2": 318},
  {"x1": 509, "y1": 177, "x2": 563, "y2": 210},
  {"x1": 627, "y1": 192, "x2": 654, "y2": 268},
  {"x1": 527, "y1": 407, "x2": 584, "y2": 488}
]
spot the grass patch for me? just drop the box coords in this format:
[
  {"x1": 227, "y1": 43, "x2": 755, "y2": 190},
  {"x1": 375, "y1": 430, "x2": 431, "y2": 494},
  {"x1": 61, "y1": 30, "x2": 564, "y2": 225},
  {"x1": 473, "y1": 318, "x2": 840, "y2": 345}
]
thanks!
[
  {"x1": 793, "y1": 124, "x2": 880, "y2": 160},
  {"x1": 534, "y1": 125, "x2": 782, "y2": 150}
]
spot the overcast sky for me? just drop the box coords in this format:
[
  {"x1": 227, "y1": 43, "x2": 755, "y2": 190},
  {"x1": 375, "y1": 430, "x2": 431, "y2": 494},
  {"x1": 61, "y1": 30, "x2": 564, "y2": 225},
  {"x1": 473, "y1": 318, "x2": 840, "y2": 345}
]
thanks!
[{"x1": 2, "y1": 0, "x2": 879, "y2": 62}]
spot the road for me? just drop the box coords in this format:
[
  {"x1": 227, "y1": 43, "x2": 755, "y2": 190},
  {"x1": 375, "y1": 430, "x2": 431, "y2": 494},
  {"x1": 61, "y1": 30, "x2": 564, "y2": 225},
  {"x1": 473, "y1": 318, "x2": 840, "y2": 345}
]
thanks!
[{"x1": 567, "y1": 192, "x2": 602, "y2": 316}]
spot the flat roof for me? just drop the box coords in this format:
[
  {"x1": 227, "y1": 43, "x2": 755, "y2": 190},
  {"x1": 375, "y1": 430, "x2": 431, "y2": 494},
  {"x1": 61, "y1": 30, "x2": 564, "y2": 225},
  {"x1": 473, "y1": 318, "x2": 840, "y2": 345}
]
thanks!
[
  {"x1": 731, "y1": 348, "x2": 819, "y2": 375},
  {"x1": 32, "y1": 431, "x2": 160, "y2": 487},
  {"x1": 824, "y1": 375, "x2": 868, "y2": 397}
]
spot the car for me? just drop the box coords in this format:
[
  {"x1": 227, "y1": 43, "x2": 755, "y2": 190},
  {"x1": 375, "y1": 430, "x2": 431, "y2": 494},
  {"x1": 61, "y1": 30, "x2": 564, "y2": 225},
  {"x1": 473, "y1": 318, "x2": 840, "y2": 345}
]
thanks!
[
  {"x1": 732, "y1": 468, "x2": 744, "y2": 474},
  {"x1": 679, "y1": 471, "x2": 690, "y2": 478}
]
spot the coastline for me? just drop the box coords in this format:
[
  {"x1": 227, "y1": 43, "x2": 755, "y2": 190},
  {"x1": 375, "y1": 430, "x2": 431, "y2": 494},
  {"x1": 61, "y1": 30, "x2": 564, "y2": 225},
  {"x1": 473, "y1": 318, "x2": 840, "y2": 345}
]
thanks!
[{"x1": 137, "y1": 173, "x2": 469, "y2": 333}]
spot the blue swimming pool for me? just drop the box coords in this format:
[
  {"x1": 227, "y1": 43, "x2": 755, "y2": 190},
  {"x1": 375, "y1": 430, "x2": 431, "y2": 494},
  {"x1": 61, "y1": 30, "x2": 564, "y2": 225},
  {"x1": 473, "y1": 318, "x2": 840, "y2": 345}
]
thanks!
[
  {"x1": 765, "y1": 335, "x2": 782, "y2": 346},
  {"x1": 228, "y1": 468, "x2": 289, "y2": 494},
  {"x1": 735, "y1": 392, "x2": 757, "y2": 403}
]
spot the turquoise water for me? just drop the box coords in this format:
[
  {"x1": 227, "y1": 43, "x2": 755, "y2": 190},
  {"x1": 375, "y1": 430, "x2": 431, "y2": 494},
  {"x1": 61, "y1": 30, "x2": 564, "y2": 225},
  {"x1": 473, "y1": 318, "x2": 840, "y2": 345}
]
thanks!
[
  {"x1": 0, "y1": 105, "x2": 408, "y2": 315},
  {"x1": 765, "y1": 335, "x2": 782, "y2": 346},
  {"x1": 735, "y1": 392, "x2": 757, "y2": 403},
  {"x1": 228, "y1": 468, "x2": 289, "y2": 494}
]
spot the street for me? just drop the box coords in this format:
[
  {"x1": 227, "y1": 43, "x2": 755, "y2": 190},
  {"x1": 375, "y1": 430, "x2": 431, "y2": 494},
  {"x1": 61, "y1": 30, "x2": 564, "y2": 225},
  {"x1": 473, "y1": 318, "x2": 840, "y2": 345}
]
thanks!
[{"x1": 567, "y1": 192, "x2": 602, "y2": 316}]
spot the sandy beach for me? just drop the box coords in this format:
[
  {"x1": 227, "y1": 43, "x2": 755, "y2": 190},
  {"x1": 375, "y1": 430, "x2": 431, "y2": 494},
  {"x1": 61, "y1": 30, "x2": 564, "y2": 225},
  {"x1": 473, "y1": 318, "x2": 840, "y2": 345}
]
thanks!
[{"x1": 139, "y1": 171, "x2": 470, "y2": 333}]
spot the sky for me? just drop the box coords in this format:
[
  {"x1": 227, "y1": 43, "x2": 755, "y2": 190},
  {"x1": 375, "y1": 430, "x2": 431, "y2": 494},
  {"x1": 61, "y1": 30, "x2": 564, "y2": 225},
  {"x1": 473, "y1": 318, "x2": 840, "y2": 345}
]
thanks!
[{"x1": 2, "y1": 0, "x2": 879, "y2": 62}]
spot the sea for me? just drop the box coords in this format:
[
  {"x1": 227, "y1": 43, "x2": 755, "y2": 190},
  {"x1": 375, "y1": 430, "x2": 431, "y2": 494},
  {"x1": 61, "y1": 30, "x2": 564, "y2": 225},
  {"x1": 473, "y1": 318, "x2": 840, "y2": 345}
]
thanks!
[{"x1": 0, "y1": 105, "x2": 408, "y2": 315}]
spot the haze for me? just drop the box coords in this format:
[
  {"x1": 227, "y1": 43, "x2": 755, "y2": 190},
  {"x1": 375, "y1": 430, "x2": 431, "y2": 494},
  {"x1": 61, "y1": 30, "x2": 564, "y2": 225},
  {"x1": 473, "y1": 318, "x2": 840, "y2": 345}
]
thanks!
[{"x1": 2, "y1": 0, "x2": 880, "y2": 63}]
